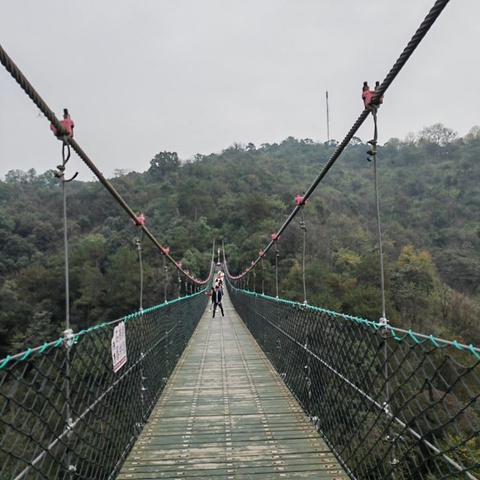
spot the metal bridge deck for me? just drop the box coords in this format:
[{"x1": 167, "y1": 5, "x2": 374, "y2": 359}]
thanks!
[{"x1": 117, "y1": 292, "x2": 348, "y2": 479}]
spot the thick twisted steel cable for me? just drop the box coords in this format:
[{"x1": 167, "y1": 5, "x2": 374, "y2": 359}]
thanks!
[
  {"x1": 0, "y1": 43, "x2": 209, "y2": 285},
  {"x1": 234, "y1": 0, "x2": 451, "y2": 277},
  {"x1": 65, "y1": 142, "x2": 209, "y2": 285},
  {"x1": 0, "y1": 44, "x2": 66, "y2": 136}
]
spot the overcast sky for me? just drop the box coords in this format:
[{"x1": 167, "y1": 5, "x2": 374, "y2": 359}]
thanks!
[{"x1": 1, "y1": 0, "x2": 479, "y2": 181}]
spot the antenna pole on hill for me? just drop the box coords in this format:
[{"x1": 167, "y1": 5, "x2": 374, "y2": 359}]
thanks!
[{"x1": 326, "y1": 90, "x2": 330, "y2": 142}]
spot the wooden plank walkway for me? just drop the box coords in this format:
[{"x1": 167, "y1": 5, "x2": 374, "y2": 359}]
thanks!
[{"x1": 117, "y1": 291, "x2": 349, "y2": 479}]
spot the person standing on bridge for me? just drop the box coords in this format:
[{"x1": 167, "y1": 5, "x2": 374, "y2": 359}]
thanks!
[{"x1": 212, "y1": 285, "x2": 224, "y2": 318}]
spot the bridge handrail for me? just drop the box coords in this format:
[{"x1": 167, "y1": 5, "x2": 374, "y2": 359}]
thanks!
[{"x1": 234, "y1": 288, "x2": 480, "y2": 359}]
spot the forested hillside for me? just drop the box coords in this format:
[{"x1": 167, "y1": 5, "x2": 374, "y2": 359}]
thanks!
[{"x1": 1, "y1": 123, "x2": 479, "y2": 357}]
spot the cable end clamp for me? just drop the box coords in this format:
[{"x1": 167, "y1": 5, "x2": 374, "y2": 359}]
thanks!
[{"x1": 63, "y1": 329, "x2": 75, "y2": 348}]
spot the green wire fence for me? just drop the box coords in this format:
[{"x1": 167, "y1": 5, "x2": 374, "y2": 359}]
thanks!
[
  {"x1": 229, "y1": 287, "x2": 480, "y2": 480},
  {"x1": 0, "y1": 291, "x2": 208, "y2": 480}
]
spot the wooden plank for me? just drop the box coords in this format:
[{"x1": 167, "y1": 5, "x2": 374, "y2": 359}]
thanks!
[{"x1": 116, "y1": 291, "x2": 349, "y2": 479}]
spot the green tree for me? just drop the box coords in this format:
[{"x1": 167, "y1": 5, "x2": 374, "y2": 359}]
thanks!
[
  {"x1": 104, "y1": 246, "x2": 141, "y2": 318},
  {"x1": 392, "y1": 245, "x2": 435, "y2": 329},
  {"x1": 417, "y1": 123, "x2": 458, "y2": 146},
  {"x1": 148, "y1": 151, "x2": 180, "y2": 180},
  {"x1": 417, "y1": 123, "x2": 458, "y2": 157},
  {"x1": 10, "y1": 302, "x2": 58, "y2": 352}
]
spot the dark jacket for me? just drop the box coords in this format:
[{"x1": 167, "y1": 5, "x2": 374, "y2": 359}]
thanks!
[{"x1": 212, "y1": 288, "x2": 223, "y2": 304}]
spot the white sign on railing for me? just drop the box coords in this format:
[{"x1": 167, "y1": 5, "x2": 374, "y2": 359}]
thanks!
[{"x1": 111, "y1": 321, "x2": 127, "y2": 373}]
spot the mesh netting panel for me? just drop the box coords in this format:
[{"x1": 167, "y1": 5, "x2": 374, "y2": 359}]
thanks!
[
  {"x1": 229, "y1": 287, "x2": 480, "y2": 480},
  {"x1": 0, "y1": 292, "x2": 208, "y2": 480}
]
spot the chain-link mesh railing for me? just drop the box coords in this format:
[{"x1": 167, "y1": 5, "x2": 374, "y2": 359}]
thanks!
[
  {"x1": 0, "y1": 292, "x2": 208, "y2": 480},
  {"x1": 229, "y1": 287, "x2": 480, "y2": 480}
]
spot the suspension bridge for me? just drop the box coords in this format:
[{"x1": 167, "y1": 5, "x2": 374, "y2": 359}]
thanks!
[{"x1": 1, "y1": 0, "x2": 480, "y2": 478}]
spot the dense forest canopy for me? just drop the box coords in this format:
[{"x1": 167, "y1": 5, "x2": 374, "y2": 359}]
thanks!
[{"x1": 1, "y1": 123, "x2": 479, "y2": 357}]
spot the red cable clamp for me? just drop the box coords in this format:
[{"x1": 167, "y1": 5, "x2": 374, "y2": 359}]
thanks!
[
  {"x1": 133, "y1": 213, "x2": 146, "y2": 227},
  {"x1": 51, "y1": 108, "x2": 75, "y2": 138},
  {"x1": 295, "y1": 195, "x2": 307, "y2": 206}
]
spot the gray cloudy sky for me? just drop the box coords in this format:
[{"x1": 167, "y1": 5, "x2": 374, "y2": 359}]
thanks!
[{"x1": 1, "y1": 0, "x2": 479, "y2": 181}]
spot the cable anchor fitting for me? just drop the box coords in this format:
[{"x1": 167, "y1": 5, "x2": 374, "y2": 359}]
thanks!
[
  {"x1": 378, "y1": 316, "x2": 389, "y2": 327},
  {"x1": 54, "y1": 163, "x2": 78, "y2": 183},
  {"x1": 366, "y1": 139, "x2": 378, "y2": 162},
  {"x1": 63, "y1": 328, "x2": 75, "y2": 348}
]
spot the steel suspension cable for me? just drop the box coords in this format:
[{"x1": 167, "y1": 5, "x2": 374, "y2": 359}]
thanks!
[
  {"x1": 275, "y1": 247, "x2": 279, "y2": 299},
  {"x1": 236, "y1": 0, "x2": 451, "y2": 277},
  {"x1": 367, "y1": 111, "x2": 394, "y2": 470},
  {"x1": 56, "y1": 146, "x2": 76, "y2": 479},
  {"x1": 300, "y1": 208, "x2": 308, "y2": 305},
  {"x1": 163, "y1": 256, "x2": 168, "y2": 303},
  {"x1": 0, "y1": 43, "x2": 209, "y2": 286},
  {"x1": 373, "y1": 156, "x2": 387, "y2": 320},
  {"x1": 136, "y1": 237, "x2": 144, "y2": 311}
]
